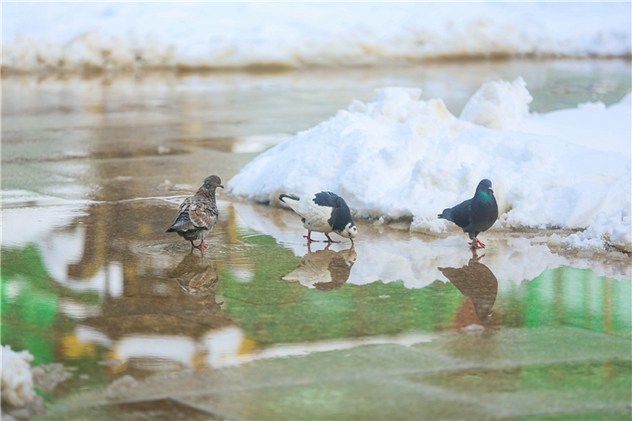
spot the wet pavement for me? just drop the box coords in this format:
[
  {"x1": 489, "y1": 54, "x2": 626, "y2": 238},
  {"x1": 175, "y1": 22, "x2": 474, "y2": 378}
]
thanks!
[{"x1": 2, "y1": 61, "x2": 631, "y2": 420}]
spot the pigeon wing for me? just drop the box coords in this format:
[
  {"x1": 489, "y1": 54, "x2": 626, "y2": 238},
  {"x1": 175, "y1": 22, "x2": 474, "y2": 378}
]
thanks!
[
  {"x1": 313, "y1": 191, "x2": 343, "y2": 208},
  {"x1": 443, "y1": 198, "x2": 472, "y2": 230},
  {"x1": 188, "y1": 199, "x2": 218, "y2": 230},
  {"x1": 313, "y1": 191, "x2": 352, "y2": 231},
  {"x1": 168, "y1": 198, "x2": 196, "y2": 232}
]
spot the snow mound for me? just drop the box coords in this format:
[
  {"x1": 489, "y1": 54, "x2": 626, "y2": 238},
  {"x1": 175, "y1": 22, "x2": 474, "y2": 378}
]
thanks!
[
  {"x1": 460, "y1": 78, "x2": 532, "y2": 129},
  {"x1": 228, "y1": 79, "x2": 631, "y2": 252},
  {"x1": 1, "y1": 345, "x2": 36, "y2": 407}
]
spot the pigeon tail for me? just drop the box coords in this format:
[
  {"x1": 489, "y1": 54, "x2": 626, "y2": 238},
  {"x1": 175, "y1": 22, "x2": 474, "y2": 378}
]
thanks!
[
  {"x1": 166, "y1": 213, "x2": 191, "y2": 233},
  {"x1": 279, "y1": 193, "x2": 300, "y2": 203},
  {"x1": 279, "y1": 193, "x2": 301, "y2": 212},
  {"x1": 438, "y1": 208, "x2": 452, "y2": 221}
]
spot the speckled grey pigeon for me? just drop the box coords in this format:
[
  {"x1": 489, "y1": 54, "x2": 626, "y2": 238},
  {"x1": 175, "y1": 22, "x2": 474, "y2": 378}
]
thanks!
[
  {"x1": 279, "y1": 191, "x2": 357, "y2": 244},
  {"x1": 438, "y1": 179, "x2": 498, "y2": 249},
  {"x1": 167, "y1": 175, "x2": 223, "y2": 251}
]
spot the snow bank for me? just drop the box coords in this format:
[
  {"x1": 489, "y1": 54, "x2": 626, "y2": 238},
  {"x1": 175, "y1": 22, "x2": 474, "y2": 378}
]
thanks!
[
  {"x1": 3, "y1": 3, "x2": 630, "y2": 73},
  {"x1": 1, "y1": 346, "x2": 36, "y2": 407},
  {"x1": 228, "y1": 79, "x2": 631, "y2": 253}
]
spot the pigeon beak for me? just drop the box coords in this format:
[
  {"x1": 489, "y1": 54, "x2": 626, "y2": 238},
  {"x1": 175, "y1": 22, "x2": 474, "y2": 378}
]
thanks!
[
  {"x1": 489, "y1": 188, "x2": 494, "y2": 193},
  {"x1": 219, "y1": 185, "x2": 225, "y2": 189}
]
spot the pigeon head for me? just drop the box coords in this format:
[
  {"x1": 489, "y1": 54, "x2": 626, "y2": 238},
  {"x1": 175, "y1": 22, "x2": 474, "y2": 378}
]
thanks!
[
  {"x1": 477, "y1": 179, "x2": 493, "y2": 193},
  {"x1": 202, "y1": 175, "x2": 224, "y2": 191},
  {"x1": 475, "y1": 179, "x2": 495, "y2": 206},
  {"x1": 340, "y1": 222, "x2": 358, "y2": 239}
]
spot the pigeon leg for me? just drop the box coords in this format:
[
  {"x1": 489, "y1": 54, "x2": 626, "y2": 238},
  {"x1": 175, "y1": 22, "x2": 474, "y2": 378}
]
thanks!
[
  {"x1": 303, "y1": 230, "x2": 316, "y2": 243},
  {"x1": 470, "y1": 248, "x2": 485, "y2": 261},
  {"x1": 190, "y1": 240, "x2": 207, "y2": 251},
  {"x1": 324, "y1": 233, "x2": 340, "y2": 243}
]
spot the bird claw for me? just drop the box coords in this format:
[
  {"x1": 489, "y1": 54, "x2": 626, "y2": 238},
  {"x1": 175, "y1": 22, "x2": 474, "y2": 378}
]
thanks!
[
  {"x1": 190, "y1": 240, "x2": 208, "y2": 255},
  {"x1": 469, "y1": 239, "x2": 486, "y2": 249}
]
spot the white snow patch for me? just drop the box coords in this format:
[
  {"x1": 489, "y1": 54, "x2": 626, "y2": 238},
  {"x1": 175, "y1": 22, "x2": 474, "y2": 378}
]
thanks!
[
  {"x1": 2, "y1": 3, "x2": 630, "y2": 73},
  {"x1": 1, "y1": 346, "x2": 36, "y2": 407}
]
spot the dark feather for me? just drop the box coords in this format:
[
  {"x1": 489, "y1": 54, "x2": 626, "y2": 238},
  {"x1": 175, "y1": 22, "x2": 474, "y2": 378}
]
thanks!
[
  {"x1": 313, "y1": 191, "x2": 344, "y2": 208},
  {"x1": 313, "y1": 191, "x2": 353, "y2": 231},
  {"x1": 438, "y1": 198, "x2": 472, "y2": 229}
]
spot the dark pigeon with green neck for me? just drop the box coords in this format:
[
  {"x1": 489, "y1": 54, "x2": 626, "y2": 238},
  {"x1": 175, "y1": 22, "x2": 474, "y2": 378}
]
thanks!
[{"x1": 438, "y1": 179, "x2": 498, "y2": 249}]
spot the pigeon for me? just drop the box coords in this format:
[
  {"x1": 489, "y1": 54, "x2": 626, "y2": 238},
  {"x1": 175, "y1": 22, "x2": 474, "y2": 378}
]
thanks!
[
  {"x1": 439, "y1": 254, "x2": 498, "y2": 325},
  {"x1": 282, "y1": 245, "x2": 357, "y2": 290},
  {"x1": 279, "y1": 191, "x2": 358, "y2": 243},
  {"x1": 171, "y1": 253, "x2": 219, "y2": 297},
  {"x1": 167, "y1": 175, "x2": 223, "y2": 251},
  {"x1": 438, "y1": 179, "x2": 498, "y2": 249}
]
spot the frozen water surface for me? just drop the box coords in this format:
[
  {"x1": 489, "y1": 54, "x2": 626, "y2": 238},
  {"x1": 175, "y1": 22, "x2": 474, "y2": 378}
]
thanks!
[{"x1": 2, "y1": 61, "x2": 631, "y2": 420}]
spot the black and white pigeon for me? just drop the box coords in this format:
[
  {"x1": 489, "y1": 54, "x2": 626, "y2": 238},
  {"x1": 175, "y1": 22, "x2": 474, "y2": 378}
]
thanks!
[
  {"x1": 279, "y1": 191, "x2": 358, "y2": 243},
  {"x1": 438, "y1": 179, "x2": 498, "y2": 249},
  {"x1": 282, "y1": 245, "x2": 357, "y2": 290},
  {"x1": 167, "y1": 175, "x2": 223, "y2": 251}
]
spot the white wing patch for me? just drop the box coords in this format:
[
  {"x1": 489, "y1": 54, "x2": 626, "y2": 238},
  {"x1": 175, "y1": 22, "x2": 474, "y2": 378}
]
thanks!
[{"x1": 296, "y1": 195, "x2": 334, "y2": 233}]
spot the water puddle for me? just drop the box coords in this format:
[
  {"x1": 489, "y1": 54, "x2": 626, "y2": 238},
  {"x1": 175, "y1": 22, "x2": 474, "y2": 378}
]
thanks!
[
  {"x1": 2, "y1": 197, "x2": 630, "y2": 419},
  {"x1": 3, "y1": 199, "x2": 630, "y2": 373},
  {"x1": 2, "y1": 60, "x2": 630, "y2": 419}
]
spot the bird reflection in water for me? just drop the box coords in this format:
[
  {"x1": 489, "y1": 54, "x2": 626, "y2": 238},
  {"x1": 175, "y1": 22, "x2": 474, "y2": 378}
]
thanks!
[
  {"x1": 170, "y1": 252, "x2": 219, "y2": 298},
  {"x1": 76, "y1": 252, "x2": 229, "y2": 373},
  {"x1": 439, "y1": 250, "x2": 498, "y2": 327},
  {"x1": 282, "y1": 244, "x2": 357, "y2": 290}
]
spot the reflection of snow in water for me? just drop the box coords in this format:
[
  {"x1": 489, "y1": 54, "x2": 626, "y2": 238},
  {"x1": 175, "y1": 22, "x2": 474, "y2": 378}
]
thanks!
[
  {"x1": 204, "y1": 327, "x2": 436, "y2": 368},
  {"x1": 40, "y1": 226, "x2": 125, "y2": 298},
  {"x1": 229, "y1": 268, "x2": 255, "y2": 283},
  {"x1": 115, "y1": 336, "x2": 197, "y2": 369},
  {"x1": 232, "y1": 201, "x2": 628, "y2": 285},
  {"x1": 59, "y1": 299, "x2": 102, "y2": 320},
  {"x1": 1, "y1": 190, "x2": 90, "y2": 247},
  {"x1": 75, "y1": 323, "x2": 437, "y2": 370},
  {"x1": 75, "y1": 325, "x2": 113, "y2": 348},
  {"x1": 2, "y1": 192, "x2": 125, "y2": 299},
  {"x1": 203, "y1": 326, "x2": 247, "y2": 368}
]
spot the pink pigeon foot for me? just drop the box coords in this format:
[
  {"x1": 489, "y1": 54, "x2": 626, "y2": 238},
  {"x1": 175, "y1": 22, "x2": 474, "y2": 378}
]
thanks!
[{"x1": 469, "y1": 238, "x2": 486, "y2": 249}]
